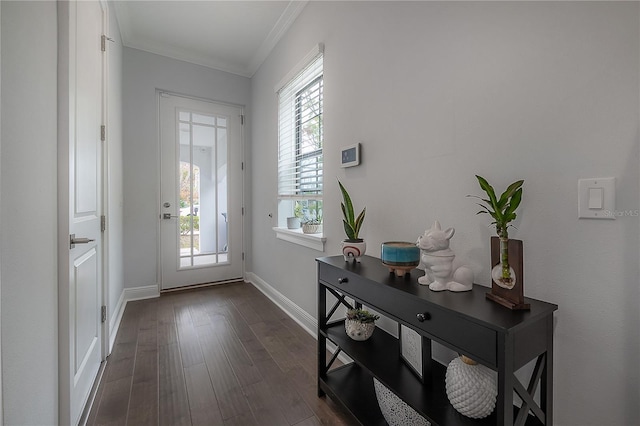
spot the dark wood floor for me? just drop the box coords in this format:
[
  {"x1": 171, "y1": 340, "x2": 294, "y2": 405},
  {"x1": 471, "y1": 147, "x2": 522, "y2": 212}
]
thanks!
[{"x1": 87, "y1": 282, "x2": 357, "y2": 426}]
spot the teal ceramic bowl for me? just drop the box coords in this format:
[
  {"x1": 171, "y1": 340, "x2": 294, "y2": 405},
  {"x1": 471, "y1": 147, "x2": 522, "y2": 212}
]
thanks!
[{"x1": 381, "y1": 242, "x2": 420, "y2": 266}]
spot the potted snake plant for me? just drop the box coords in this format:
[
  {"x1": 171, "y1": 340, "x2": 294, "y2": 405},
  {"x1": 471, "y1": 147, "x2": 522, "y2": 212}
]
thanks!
[{"x1": 339, "y1": 180, "x2": 366, "y2": 262}]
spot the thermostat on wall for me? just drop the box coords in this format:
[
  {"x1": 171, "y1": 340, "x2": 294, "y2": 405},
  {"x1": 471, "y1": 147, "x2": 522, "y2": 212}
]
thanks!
[{"x1": 341, "y1": 143, "x2": 360, "y2": 168}]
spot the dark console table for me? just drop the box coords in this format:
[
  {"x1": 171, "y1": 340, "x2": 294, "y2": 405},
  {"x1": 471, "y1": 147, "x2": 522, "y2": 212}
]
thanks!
[{"x1": 317, "y1": 255, "x2": 557, "y2": 426}]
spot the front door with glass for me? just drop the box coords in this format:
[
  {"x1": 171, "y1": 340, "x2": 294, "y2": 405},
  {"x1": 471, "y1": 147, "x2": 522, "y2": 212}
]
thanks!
[{"x1": 159, "y1": 94, "x2": 243, "y2": 290}]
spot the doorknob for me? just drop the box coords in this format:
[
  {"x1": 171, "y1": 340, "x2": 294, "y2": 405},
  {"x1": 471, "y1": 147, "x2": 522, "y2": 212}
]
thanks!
[
  {"x1": 163, "y1": 213, "x2": 179, "y2": 219},
  {"x1": 70, "y1": 234, "x2": 95, "y2": 249}
]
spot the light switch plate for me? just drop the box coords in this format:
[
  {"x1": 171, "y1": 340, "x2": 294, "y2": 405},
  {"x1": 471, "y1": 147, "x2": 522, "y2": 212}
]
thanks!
[{"x1": 578, "y1": 177, "x2": 615, "y2": 219}]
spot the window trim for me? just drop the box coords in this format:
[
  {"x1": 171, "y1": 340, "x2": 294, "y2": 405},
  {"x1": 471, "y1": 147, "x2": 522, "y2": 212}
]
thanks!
[
  {"x1": 273, "y1": 227, "x2": 326, "y2": 251},
  {"x1": 274, "y1": 44, "x2": 325, "y2": 251}
]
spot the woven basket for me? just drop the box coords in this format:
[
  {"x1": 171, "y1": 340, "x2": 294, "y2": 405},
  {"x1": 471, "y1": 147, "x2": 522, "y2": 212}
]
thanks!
[
  {"x1": 373, "y1": 378, "x2": 430, "y2": 426},
  {"x1": 302, "y1": 223, "x2": 322, "y2": 234}
]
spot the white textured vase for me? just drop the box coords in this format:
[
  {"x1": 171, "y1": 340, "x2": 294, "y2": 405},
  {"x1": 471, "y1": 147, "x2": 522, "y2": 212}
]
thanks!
[
  {"x1": 345, "y1": 319, "x2": 375, "y2": 341},
  {"x1": 373, "y1": 378, "x2": 430, "y2": 426},
  {"x1": 445, "y1": 356, "x2": 497, "y2": 419}
]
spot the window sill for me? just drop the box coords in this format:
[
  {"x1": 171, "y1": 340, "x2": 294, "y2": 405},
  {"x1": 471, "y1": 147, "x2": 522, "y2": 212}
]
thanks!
[{"x1": 273, "y1": 227, "x2": 326, "y2": 252}]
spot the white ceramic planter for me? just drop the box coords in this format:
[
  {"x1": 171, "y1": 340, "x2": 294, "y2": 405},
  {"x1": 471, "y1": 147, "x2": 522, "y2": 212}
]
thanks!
[
  {"x1": 286, "y1": 217, "x2": 301, "y2": 229},
  {"x1": 341, "y1": 239, "x2": 366, "y2": 262},
  {"x1": 345, "y1": 319, "x2": 375, "y2": 341}
]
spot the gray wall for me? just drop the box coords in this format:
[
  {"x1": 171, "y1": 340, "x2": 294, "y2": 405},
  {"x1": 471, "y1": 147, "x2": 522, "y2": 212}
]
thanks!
[
  {"x1": 249, "y1": 2, "x2": 639, "y2": 425},
  {"x1": 122, "y1": 48, "x2": 250, "y2": 290},
  {"x1": 1, "y1": 2, "x2": 59, "y2": 423}
]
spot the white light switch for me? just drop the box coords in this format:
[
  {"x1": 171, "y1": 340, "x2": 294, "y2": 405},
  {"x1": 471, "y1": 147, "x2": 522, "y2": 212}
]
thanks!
[
  {"x1": 578, "y1": 177, "x2": 615, "y2": 219},
  {"x1": 588, "y1": 188, "x2": 603, "y2": 209}
]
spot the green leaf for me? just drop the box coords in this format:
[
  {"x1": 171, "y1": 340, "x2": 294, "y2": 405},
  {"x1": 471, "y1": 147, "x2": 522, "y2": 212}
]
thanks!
[
  {"x1": 476, "y1": 175, "x2": 498, "y2": 208},
  {"x1": 338, "y1": 180, "x2": 354, "y2": 224},
  {"x1": 343, "y1": 220, "x2": 355, "y2": 240},
  {"x1": 497, "y1": 180, "x2": 524, "y2": 209},
  {"x1": 353, "y1": 208, "x2": 366, "y2": 238},
  {"x1": 504, "y1": 187, "x2": 523, "y2": 218}
]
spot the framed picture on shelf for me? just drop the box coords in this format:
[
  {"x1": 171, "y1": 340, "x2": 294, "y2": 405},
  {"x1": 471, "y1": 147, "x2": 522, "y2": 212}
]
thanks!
[{"x1": 399, "y1": 324, "x2": 431, "y2": 383}]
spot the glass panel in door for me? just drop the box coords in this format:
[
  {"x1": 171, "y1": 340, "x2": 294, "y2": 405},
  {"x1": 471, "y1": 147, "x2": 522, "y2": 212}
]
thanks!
[{"x1": 178, "y1": 110, "x2": 228, "y2": 268}]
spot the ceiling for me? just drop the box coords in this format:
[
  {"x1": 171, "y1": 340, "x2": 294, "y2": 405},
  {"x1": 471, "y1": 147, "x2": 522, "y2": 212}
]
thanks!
[{"x1": 113, "y1": 1, "x2": 308, "y2": 77}]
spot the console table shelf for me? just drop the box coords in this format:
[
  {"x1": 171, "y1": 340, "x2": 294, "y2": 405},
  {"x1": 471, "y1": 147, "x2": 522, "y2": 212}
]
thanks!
[{"x1": 317, "y1": 255, "x2": 557, "y2": 426}]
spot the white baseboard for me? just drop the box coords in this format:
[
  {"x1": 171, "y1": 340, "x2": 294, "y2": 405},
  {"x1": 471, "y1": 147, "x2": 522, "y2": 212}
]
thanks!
[
  {"x1": 108, "y1": 290, "x2": 126, "y2": 352},
  {"x1": 244, "y1": 272, "x2": 350, "y2": 363},
  {"x1": 124, "y1": 284, "x2": 160, "y2": 302},
  {"x1": 107, "y1": 284, "x2": 159, "y2": 352},
  {"x1": 245, "y1": 272, "x2": 317, "y2": 337}
]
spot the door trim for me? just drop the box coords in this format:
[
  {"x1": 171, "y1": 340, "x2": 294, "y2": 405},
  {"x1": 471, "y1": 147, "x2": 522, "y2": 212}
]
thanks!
[
  {"x1": 100, "y1": 0, "x2": 111, "y2": 360},
  {"x1": 155, "y1": 89, "x2": 246, "y2": 290}
]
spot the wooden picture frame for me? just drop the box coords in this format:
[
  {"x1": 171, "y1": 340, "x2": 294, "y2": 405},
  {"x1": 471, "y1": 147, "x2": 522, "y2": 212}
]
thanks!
[{"x1": 486, "y1": 237, "x2": 530, "y2": 310}]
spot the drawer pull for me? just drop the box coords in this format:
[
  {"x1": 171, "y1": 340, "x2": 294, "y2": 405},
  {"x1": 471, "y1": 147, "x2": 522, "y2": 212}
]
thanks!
[
  {"x1": 416, "y1": 312, "x2": 431, "y2": 322},
  {"x1": 338, "y1": 277, "x2": 349, "y2": 284}
]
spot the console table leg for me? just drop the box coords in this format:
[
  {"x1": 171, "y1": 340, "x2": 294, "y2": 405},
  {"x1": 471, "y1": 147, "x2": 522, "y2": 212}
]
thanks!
[
  {"x1": 497, "y1": 334, "x2": 515, "y2": 426},
  {"x1": 317, "y1": 283, "x2": 327, "y2": 397},
  {"x1": 542, "y1": 315, "x2": 554, "y2": 424}
]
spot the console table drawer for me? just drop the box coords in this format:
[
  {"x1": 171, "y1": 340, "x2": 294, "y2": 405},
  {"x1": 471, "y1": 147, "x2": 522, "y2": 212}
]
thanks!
[
  {"x1": 319, "y1": 262, "x2": 497, "y2": 366},
  {"x1": 400, "y1": 296, "x2": 497, "y2": 366},
  {"x1": 318, "y1": 262, "x2": 367, "y2": 297}
]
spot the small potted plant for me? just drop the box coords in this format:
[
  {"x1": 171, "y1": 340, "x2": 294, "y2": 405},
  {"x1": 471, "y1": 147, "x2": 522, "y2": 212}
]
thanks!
[
  {"x1": 345, "y1": 308, "x2": 379, "y2": 341},
  {"x1": 469, "y1": 175, "x2": 524, "y2": 289},
  {"x1": 302, "y1": 217, "x2": 322, "y2": 234},
  {"x1": 302, "y1": 201, "x2": 323, "y2": 234},
  {"x1": 338, "y1": 180, "x2": 366, "y2": 262}
]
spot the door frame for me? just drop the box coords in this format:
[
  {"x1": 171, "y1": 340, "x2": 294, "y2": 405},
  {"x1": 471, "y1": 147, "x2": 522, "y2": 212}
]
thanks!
[
  {"x1": 57, "y1": 1, "x2": 109, "y2": 424},
  {"x1": 156, "y1": 89, "x2": 246, "y2": 291}
]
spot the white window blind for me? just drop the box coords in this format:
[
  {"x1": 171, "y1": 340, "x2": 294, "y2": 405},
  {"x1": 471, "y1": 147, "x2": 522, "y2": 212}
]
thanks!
[{"x1": 277, "y1": 52, "x2": 323, "y2": 202}]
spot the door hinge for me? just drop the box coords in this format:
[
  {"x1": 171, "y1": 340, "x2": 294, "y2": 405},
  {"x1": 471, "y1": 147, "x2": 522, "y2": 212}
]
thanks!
[
  {"x1": 100, "y1": 125, "x2": 106, "y2": 141},
  {"x1": 101, "y1": 215, "x2": 106, "y2": 232},
  {"x1": 242, "y1": 252, "x2": 245, "y2": 261},
  {"x1": 241, "y1": 162, "x2": 244, "y2": 170},
  {"x1": 240, "y1": 115, "x2": 244, "y2": 125},
  {"x1": 101, "y1": 35, "x2": 114, "y2": 52},
  {"x1": 242, "y1": 207, "x2": 244, "y2": 215},
  {"x1": 101, "y1": 306, "x2": 107, "y2": 323}
]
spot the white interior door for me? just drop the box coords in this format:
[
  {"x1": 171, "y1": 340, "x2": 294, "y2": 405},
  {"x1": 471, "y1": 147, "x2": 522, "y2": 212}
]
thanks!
[
  {"x1": 58, "y1": 1, "x2": 105, "y2": 424},
  {"x1": 159, "y1": 94, "x2": 244, "y2": 290}
]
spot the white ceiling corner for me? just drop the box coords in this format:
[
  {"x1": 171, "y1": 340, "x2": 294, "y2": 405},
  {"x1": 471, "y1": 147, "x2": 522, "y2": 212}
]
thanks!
[
  {"x1": 113, "y1": 1, "x2": 308, "y2": 78},
  {"x1": 247, "y1": 1, "x2": 308, "y2": 76}
]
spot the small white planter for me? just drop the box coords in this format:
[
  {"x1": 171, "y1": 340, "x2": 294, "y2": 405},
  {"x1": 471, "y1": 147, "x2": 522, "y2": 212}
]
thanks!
[
  {"x1": 341, "y1": 239, "x2": 366, "y2": 262},
  {"x1": 286, "y1": 217, "x2": 301, "y2": 229},
  {"x1": 302, "y1": 223, "x2": 322, "y2": 234},
  {"x1": 345, "y1": 319, "x2": 375, "y2": 341}
]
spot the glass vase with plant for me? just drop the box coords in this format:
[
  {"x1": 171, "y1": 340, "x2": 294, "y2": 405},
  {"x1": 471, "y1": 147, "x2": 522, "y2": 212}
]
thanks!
[{"x1": 469, "y1": 175, "x2": 524, "y2": 288}]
